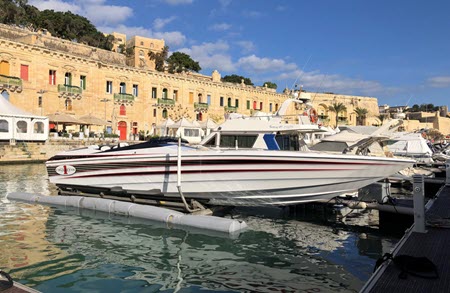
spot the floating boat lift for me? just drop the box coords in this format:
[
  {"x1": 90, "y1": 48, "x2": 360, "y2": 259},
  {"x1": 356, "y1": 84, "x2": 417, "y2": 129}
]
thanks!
[{"x1": 7, "y1": 138, "x2": 248, "y2": 237}]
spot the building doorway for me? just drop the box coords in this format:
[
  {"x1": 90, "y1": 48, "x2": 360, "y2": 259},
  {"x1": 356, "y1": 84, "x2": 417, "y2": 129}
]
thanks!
[{"x1": 118, "y1": 121, "x2": 127, "y2": 140}]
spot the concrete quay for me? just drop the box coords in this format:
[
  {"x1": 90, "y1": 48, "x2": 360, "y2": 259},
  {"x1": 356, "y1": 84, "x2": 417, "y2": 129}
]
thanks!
[{"x1": 0, "y1": 138, "x2": 122, "y2": 164}]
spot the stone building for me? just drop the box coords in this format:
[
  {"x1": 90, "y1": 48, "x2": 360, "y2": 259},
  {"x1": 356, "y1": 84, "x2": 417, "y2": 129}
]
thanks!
[{"x1": 0, "y1": 24, "x2": 380, "y2": 140}]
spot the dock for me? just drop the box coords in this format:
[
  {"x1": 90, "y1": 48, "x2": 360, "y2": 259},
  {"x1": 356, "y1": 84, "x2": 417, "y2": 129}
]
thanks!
[{"x1": 361, "y1": 162, "x2": 450, "y2": 292}]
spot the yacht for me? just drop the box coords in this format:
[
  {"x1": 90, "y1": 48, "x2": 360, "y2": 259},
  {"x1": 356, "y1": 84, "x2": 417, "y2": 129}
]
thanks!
[{"x1": 45, "y1": 98, "x2": 414, "y2": 206}]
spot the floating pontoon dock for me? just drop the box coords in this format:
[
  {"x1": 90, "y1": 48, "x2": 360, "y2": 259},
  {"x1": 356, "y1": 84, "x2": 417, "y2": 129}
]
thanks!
[{"x1": 361, "y1": 160, "x2": 450, "y2": 292}]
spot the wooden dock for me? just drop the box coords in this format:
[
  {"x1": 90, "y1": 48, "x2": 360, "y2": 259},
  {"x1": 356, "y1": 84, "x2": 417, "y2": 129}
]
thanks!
[{"x1": 361, "y1": 183, "x2": 450, "y2": 292}]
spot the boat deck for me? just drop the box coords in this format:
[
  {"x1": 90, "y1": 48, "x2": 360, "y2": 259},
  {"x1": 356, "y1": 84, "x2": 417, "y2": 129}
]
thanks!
[
  {"x1": 2, "y1": 282, "x2": 40, "y2": 293},
  {"x1": 361, "y1": 184, "x2": 450, "y2": 292}
]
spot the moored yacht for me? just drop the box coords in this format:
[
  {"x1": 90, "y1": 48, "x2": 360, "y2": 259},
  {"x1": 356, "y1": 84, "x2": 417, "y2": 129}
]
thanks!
[
  {"x1": 46, "y1": 142, "x2": 413, "y2": 207},
  {"x1": 45, "y1": 97, "x2": 414, "y2": 206}
]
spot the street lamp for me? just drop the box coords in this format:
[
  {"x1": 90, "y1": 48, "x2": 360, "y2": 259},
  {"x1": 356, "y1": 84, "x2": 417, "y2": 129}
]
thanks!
[{"x1": 100, "y1": 98, "x2": 111, "y2": 135}]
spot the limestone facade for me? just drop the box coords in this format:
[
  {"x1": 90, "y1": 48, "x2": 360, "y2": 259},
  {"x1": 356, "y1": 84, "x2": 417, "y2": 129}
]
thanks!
[{"x1": 0, "y1": 24, "x2": 381, "y2": 140}]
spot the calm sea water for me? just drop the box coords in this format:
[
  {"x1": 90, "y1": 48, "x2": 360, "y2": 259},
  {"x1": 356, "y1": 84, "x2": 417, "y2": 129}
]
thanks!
[{"x1": 0, "y1": 164, "x2": 401, "y2": 293}]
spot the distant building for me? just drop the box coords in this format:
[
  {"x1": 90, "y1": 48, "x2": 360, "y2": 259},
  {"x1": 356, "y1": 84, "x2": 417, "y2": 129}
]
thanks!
[{"x1": 0, "y1": 23, "x2": 380, "y2": 140}]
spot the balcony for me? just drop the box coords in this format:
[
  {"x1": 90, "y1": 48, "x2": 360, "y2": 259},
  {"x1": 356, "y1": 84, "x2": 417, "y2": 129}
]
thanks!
[
  {"x1": 224, "y1": 106, "x2": 238, "y2": 113},
  {"x1": 0, "y1": 74, "x2": 22, "y2": 92},
  {"x1": 114, "y1": 93, "x2": 135, "y2": 104},
  {"x1": 58, "y1": 84, "x2": 82, "y2": 99},
  {"x1": 157, "y1": 98, "x2": 175, "y2": 105},
  {"x1": 194, "y1": 102, "x2": 209, "y2": 112}
]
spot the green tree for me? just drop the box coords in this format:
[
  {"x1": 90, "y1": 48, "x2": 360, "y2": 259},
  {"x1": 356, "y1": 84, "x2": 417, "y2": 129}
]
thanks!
[
  {"x1": 263, "y1": 81, "x2": 277, "y2": 89},
  {"x1": 222, "y1": 74, "x2": 254, "y2": 86},
  {"x1": 329, "y1": 101, "x2": 347, "y2": 127},
  {"x1": 354, "y1": 107, "x2": 368, "y2": 125},
  {"x1": 0, "y1": 1, "x2": 114, "y2": 50},
  {"x1": 148, "y1": 45, "x2": 169, "y2": 72},
  {"x1": 166, "y1": 52, "x2": 201, "y2": 73}
]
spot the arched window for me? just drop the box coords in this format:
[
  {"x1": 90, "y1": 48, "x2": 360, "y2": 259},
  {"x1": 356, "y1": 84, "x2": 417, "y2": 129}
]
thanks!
[
  {"x1": 227, "y1": 98, "x2": 232, "y2": 107},
  {"x1": 275, "y1": 104, "x2": 279, "y2": 111},
  {"x1": 33, "y1": 122, "x2": 44, "y2": 133},
  {"x1": 198, "y1": 93, "x2": 203, "y2": 103},
  {"x1": 162, "y1": 88, "x2": 168, "y2": 99},
  {"x1": 65, "y1": 98, "x2": 72, "y2": 111},
  {"x1": 120, "y1": 104, "x2": 126, "y2": 116},
  {"x1": 64, "y1": 72, "x2": 72, "y2": 85},
  {"x1": 0, "y1": 119, "x2": 8, "y2": 132},
  {"x1": 16, "y1": 120, "x2": 27, "y2": 133},
  {"x1": 119, "y1": 82, "x2": 126, "y2": 94},
  {"x1": 196, "y1": 112, "x2": 203, "y2": 121},
  {"x1": 253, "y1": 101, "x2": 257, "y2": 110},
  {"x1": 162, "y1": 109, "x2": 168, "y2": 118}
]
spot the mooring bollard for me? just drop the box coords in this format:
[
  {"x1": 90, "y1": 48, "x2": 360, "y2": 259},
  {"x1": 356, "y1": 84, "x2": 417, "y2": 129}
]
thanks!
[
  {"x1": 412, "y1": 175, "x2": 427, "y2": 233},
  {"x1": 446, "y1": 159, "x2": 450, "y2": 186}
]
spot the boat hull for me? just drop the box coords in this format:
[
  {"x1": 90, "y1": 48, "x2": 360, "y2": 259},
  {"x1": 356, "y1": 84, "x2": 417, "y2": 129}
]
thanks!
[{"x1": 46, "y1": 150, "x2": 413, "y2": 206}]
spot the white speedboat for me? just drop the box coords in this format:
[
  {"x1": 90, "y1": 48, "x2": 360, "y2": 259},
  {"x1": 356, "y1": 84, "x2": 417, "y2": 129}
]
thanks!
[
  {"x1": 46, "y1": 137, "x2": 413, "y2": 206},
  {"x1": 46, "y1": 97, "x2": 413, "y2": 206}
]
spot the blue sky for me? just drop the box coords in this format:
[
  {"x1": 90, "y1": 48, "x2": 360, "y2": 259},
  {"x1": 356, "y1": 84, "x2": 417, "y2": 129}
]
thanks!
[{"x1": 30, "y1": 0, "x2": 450, "y2": 107}]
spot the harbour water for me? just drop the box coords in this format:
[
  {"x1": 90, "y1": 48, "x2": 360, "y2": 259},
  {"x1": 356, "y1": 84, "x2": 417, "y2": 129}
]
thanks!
[{"x1": 0, "y1": 164, "x2": 402, "y2": 292}]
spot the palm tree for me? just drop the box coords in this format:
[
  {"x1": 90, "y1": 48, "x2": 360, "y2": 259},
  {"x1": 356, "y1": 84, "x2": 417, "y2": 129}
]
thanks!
[
  {"x1": 376, "y1": 114, "x2": 387, "y2": 125},
  {"x1": 329, "y1": 102, "x2": 347, "y2": 127},
  {"x1": 354, "y1": 107, "x2": 368, "y2": 125}
]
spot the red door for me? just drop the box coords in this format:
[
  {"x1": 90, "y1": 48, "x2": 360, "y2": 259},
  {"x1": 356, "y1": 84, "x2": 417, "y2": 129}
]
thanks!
[{"x1": 118, "y1": 121, "x2": 127, "y2": 140}]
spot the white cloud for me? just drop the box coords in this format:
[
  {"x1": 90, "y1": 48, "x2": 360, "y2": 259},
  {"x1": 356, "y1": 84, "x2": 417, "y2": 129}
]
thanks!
[
  {"x1": 178, "y1": 41, "x2": 235, "y2": 72},
  {"x1": 219, "y1": 0, "x2": 232, "y2": 8},
  {"x1": 153, "y1": 16, "x2": 177, "y2": 30},
  {"x1": 30, "y1": 0, "x2": 132, "y2": 26},
  {"x1": 237, "y1": 55, "x2": 297, "y2": 73},
  {"x1": 242, "y1": 10, "x2": 263, "y2": 18},
  {"x1": 85, "y1": 5, "x2": 133, "y2": 25},
  {"x1": 29, "y1": 0, "x2": 81, "y2": 13},
  {"x1": 209, "y1": 23, "x2": 232, "y2": 31},
  {"x1": 236, "y1": 41, "x2": 255, "y2": 54},
  {"x1": 427, "y1": 76, "x2": 450, "y2": 88},
  {"x1": 153, "y1": 31, "x2": 186, "y2": 47},
  {"x1": 163, "y1": 0, "x2": 193, "y2": 5},
  {"x1": 275, "y1": 69, "x2": 384, "y2": 96},
  {"x1": 99, "y1": 24, "x2": 152, "y2": 38}
]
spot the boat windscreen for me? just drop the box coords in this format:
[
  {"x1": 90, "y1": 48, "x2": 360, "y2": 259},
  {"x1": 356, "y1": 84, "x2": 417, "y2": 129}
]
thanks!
[{"x1": 101, "y1": 137, "x2": 189, "y2": 152}]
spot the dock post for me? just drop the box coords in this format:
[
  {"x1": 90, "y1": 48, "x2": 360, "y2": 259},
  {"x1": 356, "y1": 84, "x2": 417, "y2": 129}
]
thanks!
[
  {"x1": 446, "y1": 159, "x2": 450, "y2": 186},
  {"x1": 412, "y1": 175, "x2": 427, "y2": 233}
]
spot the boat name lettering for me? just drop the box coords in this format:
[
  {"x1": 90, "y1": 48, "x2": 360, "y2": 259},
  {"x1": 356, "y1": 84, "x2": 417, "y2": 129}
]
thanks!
[
  {"x1": 55, "y1": 165, "x2": 76, "y2": 175},
  {"x1": 269, "y1": 125, "x2": 295, "y2": 129}
]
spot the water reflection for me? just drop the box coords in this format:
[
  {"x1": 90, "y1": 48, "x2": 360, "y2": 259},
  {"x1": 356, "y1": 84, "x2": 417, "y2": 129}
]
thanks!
[{"x1": 0, "y1": 164, "x2": 398, "y2": 292}]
